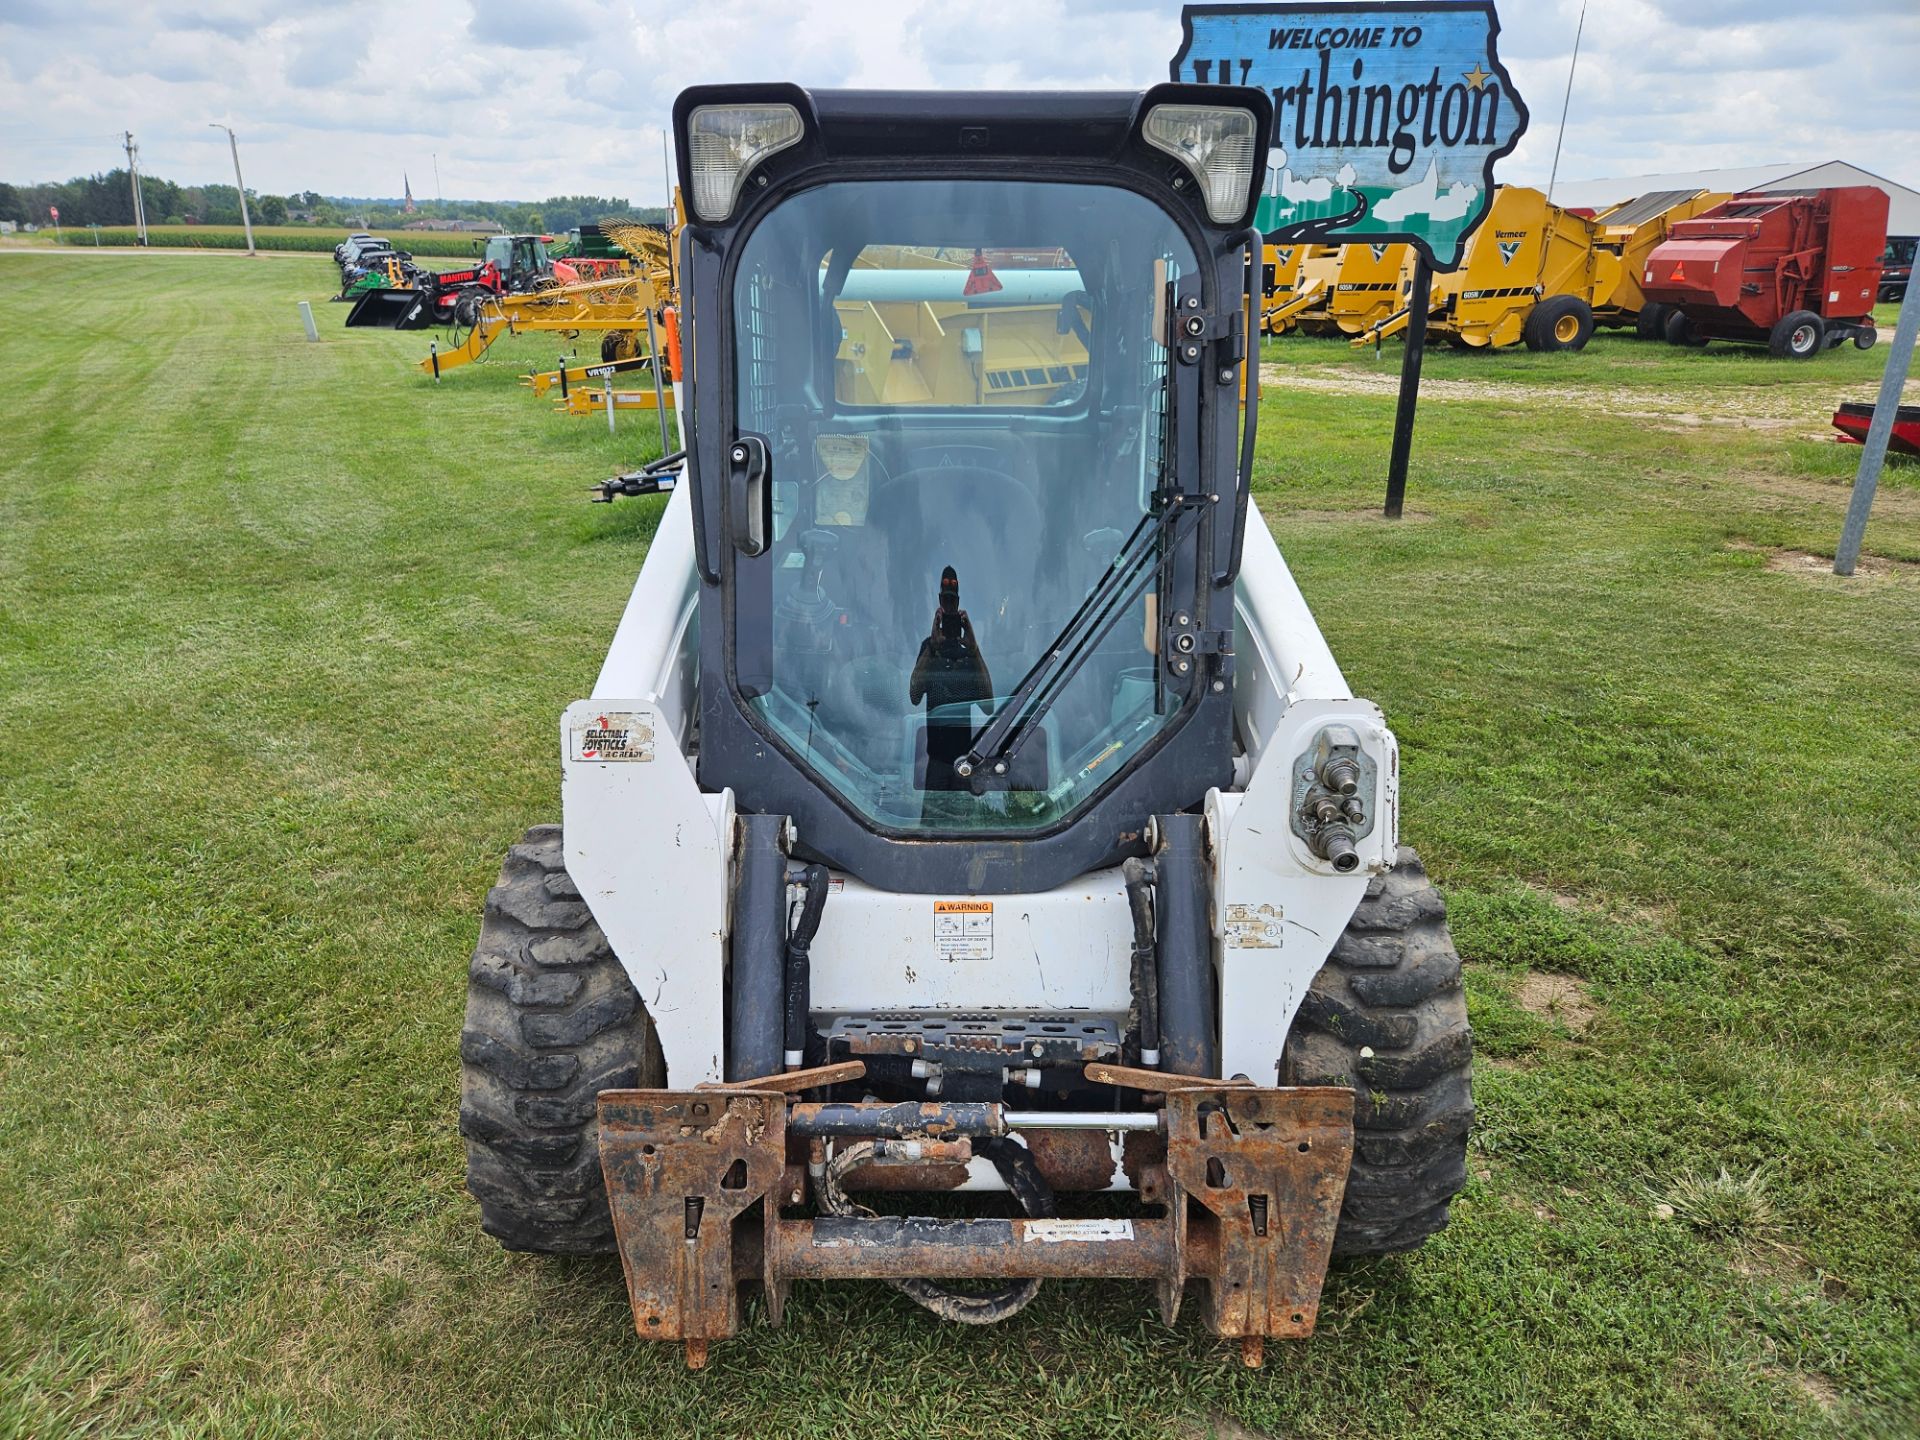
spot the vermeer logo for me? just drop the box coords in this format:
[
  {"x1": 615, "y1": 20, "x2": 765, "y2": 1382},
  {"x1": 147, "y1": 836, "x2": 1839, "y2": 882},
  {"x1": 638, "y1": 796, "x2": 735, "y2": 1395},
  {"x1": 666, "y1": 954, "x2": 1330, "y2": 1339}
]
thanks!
[{"x1": 1173, "y1": 3, "x2": 1529, "y2": 268}]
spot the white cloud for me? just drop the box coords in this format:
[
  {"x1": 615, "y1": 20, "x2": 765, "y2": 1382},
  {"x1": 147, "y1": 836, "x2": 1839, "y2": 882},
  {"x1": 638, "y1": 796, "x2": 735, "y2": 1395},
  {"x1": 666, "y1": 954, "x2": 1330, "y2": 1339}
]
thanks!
[{"x1": 0, "y1": 0, "x2": 1913, "y2": 202}]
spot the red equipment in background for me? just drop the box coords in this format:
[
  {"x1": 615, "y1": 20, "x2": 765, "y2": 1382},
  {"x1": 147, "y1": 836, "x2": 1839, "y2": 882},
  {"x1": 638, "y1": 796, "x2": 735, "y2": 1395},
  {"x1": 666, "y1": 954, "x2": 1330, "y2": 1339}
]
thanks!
[
  {"x1": 1640, "y1": 186, "x2": 1888, "y2": 357},
  {"x1": 1831, "y1": 403, "x2": 1920, "y2": 458}
]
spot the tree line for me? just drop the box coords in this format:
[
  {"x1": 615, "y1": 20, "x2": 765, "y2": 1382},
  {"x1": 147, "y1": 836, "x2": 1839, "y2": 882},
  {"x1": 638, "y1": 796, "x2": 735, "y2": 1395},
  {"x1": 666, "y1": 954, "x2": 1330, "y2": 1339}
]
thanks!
[{"x1": 0, "y1": 170, "x2": 667, "y2": 233}]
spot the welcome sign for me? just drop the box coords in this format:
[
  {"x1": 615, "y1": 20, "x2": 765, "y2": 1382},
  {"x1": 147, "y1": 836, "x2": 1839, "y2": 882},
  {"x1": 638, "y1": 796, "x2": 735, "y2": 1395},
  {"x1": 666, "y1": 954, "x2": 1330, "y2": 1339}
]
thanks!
[{"x1": 1171, "y1": 2, "x2": 1528, "y2": 268}]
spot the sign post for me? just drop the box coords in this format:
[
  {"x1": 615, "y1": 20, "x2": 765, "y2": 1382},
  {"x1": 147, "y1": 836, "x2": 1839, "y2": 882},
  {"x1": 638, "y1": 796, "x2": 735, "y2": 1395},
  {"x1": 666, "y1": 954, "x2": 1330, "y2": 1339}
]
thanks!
[
  {"x1": 1173, "y1": 3, "x2": 1527, "y2": 515},
  {"x1": 1384, "y1": 256, "x2": 1431, "y2": 518},
  {"x1": 1833, "y1": 279, "x2": 1920, "y2": 575}
]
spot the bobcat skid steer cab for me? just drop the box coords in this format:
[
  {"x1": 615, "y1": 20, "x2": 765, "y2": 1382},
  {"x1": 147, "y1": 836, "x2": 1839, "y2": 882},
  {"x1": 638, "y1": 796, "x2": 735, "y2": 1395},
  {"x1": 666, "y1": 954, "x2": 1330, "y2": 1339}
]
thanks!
[{"x1": 461, "y1": 84, "x2": 1472, "y2": 1369}]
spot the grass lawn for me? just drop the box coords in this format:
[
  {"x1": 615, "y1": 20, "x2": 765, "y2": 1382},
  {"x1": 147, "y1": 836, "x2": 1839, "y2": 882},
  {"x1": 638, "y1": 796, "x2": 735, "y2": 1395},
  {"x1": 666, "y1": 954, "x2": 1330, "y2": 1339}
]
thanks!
[{"x1": 1, "y1": 252, "x2": 1916, "y2": 1438}]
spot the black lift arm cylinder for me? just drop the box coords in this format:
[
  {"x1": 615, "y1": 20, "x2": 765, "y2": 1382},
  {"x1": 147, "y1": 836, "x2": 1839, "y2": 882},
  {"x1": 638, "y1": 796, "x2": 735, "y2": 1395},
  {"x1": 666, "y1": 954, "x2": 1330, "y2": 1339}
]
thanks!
[
  {"x1": 727, "y1": 814, "x2": 790, "y2": 1082},
  {"x1": 1152, "y1": 814, "x2": 1218, "y2": 1078}
]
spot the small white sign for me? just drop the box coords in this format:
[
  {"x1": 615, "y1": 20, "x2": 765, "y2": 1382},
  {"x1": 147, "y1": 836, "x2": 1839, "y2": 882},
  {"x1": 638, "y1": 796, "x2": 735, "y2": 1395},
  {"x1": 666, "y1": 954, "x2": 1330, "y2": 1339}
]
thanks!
[
  {"x1": 1023, "y1": 1218, "x2": 1135, "y2": 1244},
  {"x1": 569, "y1": 711, "x2": 655, "y2": 763}
]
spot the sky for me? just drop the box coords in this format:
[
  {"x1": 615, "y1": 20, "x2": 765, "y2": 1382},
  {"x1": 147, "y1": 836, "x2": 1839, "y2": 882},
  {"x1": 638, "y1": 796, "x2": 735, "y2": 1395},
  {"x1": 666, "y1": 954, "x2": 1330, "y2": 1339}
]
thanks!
[{"x1": 1, "y1": 0, "x2": 1916, "y2": 204}]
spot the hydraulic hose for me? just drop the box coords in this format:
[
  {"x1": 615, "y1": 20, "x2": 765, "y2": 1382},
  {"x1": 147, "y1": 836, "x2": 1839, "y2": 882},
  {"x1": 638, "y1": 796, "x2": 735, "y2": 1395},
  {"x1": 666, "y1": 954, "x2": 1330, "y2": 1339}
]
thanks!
[
  {"x1": 816, "y1": 1135, "x2": 1057, "y2": 1324},
  {"x1": 1121, "y1": 857, "x2": 1160, "y2": 1067},
  {"x1": 1218, "y1": 225, "x2": 1261, "y2": 586},
  {"x1": 783, "y1": 863, "x2": 830, "y2": 1069}
]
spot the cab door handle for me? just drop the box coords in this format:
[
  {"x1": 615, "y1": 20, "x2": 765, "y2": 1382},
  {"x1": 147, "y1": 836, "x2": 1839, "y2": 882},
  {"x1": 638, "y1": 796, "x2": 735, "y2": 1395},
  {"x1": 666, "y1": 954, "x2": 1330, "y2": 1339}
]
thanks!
[{"x1": 727, "y1": 435, "x2": 772, "y2": 556}]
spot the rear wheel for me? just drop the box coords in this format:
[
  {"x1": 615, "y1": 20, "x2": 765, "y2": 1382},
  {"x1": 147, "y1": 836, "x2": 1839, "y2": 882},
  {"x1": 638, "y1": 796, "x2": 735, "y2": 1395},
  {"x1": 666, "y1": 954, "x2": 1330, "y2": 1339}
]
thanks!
[
  {"x1": 601, "y1": 330, "x2": 642, "y2": 363},
  {"x1": 1523, "y1": 296, "x2": 1594, "y2": 352},
  {"x1": 1282, "y1": 848, "x2": 1473, "y2": 1256},
  {"x1": 1663, "y1": 309, "x2": 1709, "y2": 348},
  {"x1": 460, "y1": 825, "x2": 659, "y2": 1253},
  {"x1": 1634, "y1": 302, "x2": 1669, "y2": 339},
  {"x1": 1769, "y1": 309, "x2": 1825, "y2": 359}
]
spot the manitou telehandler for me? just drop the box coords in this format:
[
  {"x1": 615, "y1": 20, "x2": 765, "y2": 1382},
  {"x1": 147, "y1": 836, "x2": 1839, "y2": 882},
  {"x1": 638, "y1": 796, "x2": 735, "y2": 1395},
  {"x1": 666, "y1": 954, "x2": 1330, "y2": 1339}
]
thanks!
[{"x1": 461, "y1": 84, "x2": 1472, "y2": 1369}]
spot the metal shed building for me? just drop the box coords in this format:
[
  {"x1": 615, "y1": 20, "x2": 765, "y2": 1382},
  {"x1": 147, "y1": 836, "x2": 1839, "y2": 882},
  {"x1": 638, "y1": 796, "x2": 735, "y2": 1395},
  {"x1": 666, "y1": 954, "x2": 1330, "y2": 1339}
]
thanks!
[{"x1": 1551, "y1": 161, "x2": 1920, "y2": 237}]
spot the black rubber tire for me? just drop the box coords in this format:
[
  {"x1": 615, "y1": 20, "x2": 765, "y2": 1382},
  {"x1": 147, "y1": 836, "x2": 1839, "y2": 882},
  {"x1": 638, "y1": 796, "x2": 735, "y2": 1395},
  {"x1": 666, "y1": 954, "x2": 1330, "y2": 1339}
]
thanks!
[
  {"x1": 1853, "y1": 326, "x2": 1878, "y2": 351},
  {"x1": 1634, "y1": 302, "x2": 1669, "y2": 340},
  {"x1": 1522, "y1": 295, "x2": 1594, "y2": 352},
  {"x1": 1281, "y1": 848, "x2": 1472, "y2": 1257},
  {"x1": 1663, "y1": 309, "x2": 1709, "y2": 348},
  {"x1": 460, "y1": 824, "x2": 660, "y2": 1253},
  {"x1": 1769, "y1": 309, "x2": 1825, "y2": 359}
]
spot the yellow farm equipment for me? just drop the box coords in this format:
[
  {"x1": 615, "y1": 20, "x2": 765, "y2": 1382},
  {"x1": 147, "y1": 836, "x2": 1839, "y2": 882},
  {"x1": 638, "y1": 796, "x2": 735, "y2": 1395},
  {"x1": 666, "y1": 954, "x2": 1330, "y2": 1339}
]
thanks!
[
  {"x1": 1262, "y1": 244, "x2": 1341, "y2": 334},
  {"x1": 828, "y1": 247, "x2": 1091, "y2": 407},
  {"x1": 421, "y1": 272, "x2": 666, "y2": 376},
  {"x1": 521, "y1": 354, "x2": 662, "y2": 399},
  {"x1": 421, "y1": 209, "x2": 684, "y2": 379},
  {"x1": 1588, "y1": 189, "x2": 1731, "y2": 336},
  {"x1": 1351, "y1": 187, "x2": 1621, "y2": 352},
  {"x1": 554, "y1": 384, "x2": 674, "y2": 417},
  {"x1": 1260, "y1": 244, "x2": 1306, "y2": 334},
  {"x1": 1329, "y1": 242, "x2": 1414, "y2": 339}
]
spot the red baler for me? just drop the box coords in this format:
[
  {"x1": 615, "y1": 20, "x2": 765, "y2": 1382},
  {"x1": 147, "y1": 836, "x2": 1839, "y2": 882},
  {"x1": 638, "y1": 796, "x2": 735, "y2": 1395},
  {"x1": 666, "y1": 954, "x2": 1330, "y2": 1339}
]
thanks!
[{"x1": 1641, "y1": 186, "x2": 1888, "y2": 357}]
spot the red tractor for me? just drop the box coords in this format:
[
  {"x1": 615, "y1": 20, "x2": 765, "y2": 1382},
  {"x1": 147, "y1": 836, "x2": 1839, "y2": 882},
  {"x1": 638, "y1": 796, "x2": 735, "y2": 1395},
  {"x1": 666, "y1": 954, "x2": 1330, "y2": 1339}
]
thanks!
[{"x1": 1641, "y1": 186, "x2": 1888, "y2": 357}]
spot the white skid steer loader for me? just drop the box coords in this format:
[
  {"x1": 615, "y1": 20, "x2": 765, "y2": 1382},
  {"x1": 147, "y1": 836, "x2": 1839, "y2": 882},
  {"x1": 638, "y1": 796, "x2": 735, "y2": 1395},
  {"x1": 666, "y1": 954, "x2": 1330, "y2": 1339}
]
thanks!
[{"x1": 461, "y1": 83, "x2": 1472, "y2": 1369}]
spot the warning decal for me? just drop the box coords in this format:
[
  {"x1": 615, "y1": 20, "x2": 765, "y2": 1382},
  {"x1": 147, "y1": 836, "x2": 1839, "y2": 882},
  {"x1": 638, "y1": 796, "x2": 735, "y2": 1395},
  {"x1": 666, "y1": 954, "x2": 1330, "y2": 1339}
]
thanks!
[
  {"x1": 1226, "y1": 902, "x2": 1284, "y2": 949},
  {"x1": 569, "y1": 712, "x2": 655, "y2": 763},
  {"x1": 1023, "y1": 1218, "x2": 1133, "y2": 1243},
  {"x1": 934, "y1": 900, "x2": 993, "y2": 962}
]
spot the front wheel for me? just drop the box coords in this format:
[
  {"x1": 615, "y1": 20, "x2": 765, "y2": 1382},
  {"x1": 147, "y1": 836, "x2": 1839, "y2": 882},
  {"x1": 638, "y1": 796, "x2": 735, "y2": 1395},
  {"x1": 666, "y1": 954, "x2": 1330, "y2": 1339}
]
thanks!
[
  {"x1": 1523, "y1": 295, "x2": 1594, "y2": 352},
  {"x1": 1282, "y1": 849, "x2": 1473, "y2": 1256},
  {"x1": 1853, "y1": 326, "x2": 1878, "y2": 351},
  {"x1": 460, "y1": 825, "x2": 660, "y2": 1253},
  {"x1": 1769, "y1": 309, "x2": 1825, "y2": 359}
]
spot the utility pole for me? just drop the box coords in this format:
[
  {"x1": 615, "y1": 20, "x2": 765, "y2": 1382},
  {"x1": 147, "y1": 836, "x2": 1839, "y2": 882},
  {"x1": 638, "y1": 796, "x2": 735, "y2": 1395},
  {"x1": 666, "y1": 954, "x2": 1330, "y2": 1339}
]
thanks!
[
  {"x1": 1546, "y1": 0, "x2": 1588, "y2": 205},
  {"x1": 209, "y1": 123, "x2": 256, "y2": 255},
  {"x1": 432, "y1": 152, "x2": 442, "y2": 202},
  {"x1": 122, "y1": 131, "x2": 149, "y2": 246}
]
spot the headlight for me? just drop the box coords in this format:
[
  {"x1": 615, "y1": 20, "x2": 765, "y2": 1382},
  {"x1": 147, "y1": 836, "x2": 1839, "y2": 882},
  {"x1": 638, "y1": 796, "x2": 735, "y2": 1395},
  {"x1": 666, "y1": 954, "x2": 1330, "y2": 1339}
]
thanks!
[
  {"x1": 686, "y1": 103, "x2": 805, "y2": 222},
  {"x1": 1142, "y1": 104, "x2": 1258, "y2": 224}
]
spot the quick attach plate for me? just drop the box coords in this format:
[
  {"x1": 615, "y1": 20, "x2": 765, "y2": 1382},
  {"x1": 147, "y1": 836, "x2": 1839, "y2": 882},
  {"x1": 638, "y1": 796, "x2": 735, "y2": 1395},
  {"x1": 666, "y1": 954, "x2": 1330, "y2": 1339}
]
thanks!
[
  {"x1": 598, "y1": 1084, "x2": 1355, "y2": 1369},
  {"x1": 1161, "y1": 1085, "x2": 1355, "y2": 1344},
  {"x1": 597, "y1": 1089, "x2": 787, "y2": 1368}
]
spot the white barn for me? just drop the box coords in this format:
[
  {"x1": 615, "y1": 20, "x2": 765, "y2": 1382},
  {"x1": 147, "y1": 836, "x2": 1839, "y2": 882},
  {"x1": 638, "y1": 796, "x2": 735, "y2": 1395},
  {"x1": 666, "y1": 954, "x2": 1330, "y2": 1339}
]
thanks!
[{"x1": 1551, "y1": 161, "x2": 1920, "y2": 237}]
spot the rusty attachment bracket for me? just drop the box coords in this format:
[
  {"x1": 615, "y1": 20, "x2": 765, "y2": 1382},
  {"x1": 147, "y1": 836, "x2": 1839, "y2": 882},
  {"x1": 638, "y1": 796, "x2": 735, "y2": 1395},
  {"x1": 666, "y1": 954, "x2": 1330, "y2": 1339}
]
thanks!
[
  {"x1": 598, "y1": 1089, "x2": 788, "y2": 1369},
  {"x1": 598, "y1": 1085, "x2": 1353, "y2": 1369},
  {"x1": 1084, "y1": 1061, "x2": 1257, "y2": 1092},
  {"x1": 699, "y1": 1059, "x2": 866, "y2": 1093},
  {"x1": 1161, "y1": 1085, "x2": 1355, "y2": 1345}
]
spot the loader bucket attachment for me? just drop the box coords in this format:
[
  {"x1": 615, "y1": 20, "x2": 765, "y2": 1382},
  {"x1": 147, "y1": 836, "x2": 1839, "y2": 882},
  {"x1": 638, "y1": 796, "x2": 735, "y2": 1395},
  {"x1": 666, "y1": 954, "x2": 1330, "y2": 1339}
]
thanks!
[
  {"x1": 345, "y1": 287, "x2": 435, "y2": 329},
  {"x1": 599, "y1": 1081, "x2": 1355, "y2": 1369}
]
